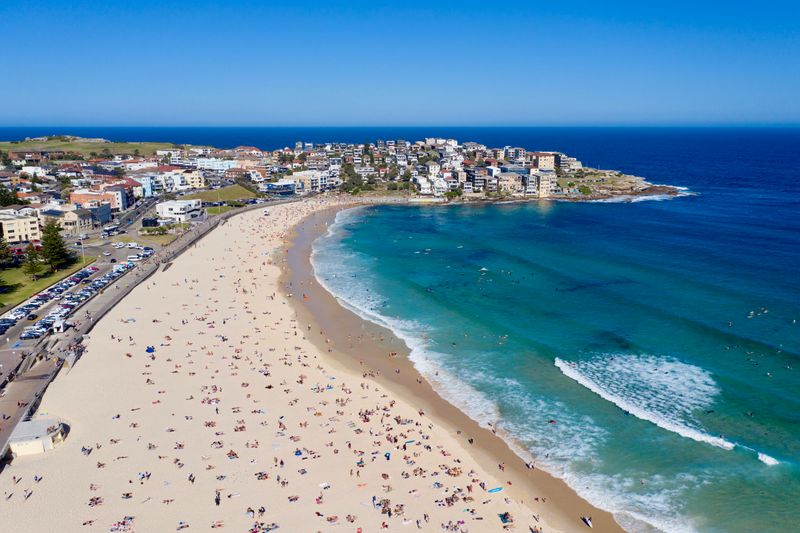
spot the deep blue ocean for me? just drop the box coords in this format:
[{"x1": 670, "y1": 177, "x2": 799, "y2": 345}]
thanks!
[{"x1": 4, "y1": 126, "x2": 798, "y2": 531}]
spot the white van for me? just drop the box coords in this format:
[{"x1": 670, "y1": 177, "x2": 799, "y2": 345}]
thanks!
[{"x1": 127, "y1": 254, "x2": 142, "y2": 262}]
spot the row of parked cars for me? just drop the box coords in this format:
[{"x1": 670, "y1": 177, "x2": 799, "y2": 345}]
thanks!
[{"x1": 0, "y1": 262, "x2": 136, "y2": 340}]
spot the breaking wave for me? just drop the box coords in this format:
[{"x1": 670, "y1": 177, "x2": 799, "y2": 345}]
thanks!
[{"x1": 555, "y1": 355, "x2": 779, "y2": 465}]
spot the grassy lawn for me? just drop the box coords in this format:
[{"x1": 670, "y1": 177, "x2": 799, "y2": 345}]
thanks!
[
  {"x1": 0, "y1": 138, "x2": 196, "y2": 157},
  {"x1": 184, "y1": 184, "x2": 256, "y2": 202},
  {"x1": 206, "y1": 205, "x2": 235, "y2": 215},
  {"x1": 0, "y1": 257, "x2": 96, "y2": 311},
  {"x1": 139, "y1": 233, "x2": 179, "y2": 246},
  {"x1": 112, "y1": 233, "x2": 178, "y2": 248}
]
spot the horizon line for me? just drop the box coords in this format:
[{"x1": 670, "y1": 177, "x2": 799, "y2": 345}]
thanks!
[{"x1": 1, "y1": 124, "x2": 799, "y2": 130}]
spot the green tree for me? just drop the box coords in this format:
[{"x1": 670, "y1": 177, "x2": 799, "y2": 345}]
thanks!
[
  {"x1": 40, "y1": 220, "x2": 71, "y2": 272},
  {"x1": 0, "y1": 186, "x2": 22, "y2": 207},
  {"x1": 444, "y1": 188, "x2": 463, "y2": 201},
  {"x1": 339, "y1": 164, "x2": 363, "y2": 192},
  {"x1": 22, "y1": 244, "x2": 41, "y2": 280},
  {"x1": 0, "y1": 237, "x2": 12, "y2": 268}
]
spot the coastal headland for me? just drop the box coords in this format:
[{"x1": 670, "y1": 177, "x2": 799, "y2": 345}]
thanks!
[
  {"x1": 0, "y1": 134, "x2": 683, "y2": 202},
  {"x1": 0, "y1": 196, "x2": 624, "y2": 532}
]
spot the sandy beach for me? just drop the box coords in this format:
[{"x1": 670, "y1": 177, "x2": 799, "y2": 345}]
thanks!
[{"x1": 0, "y1": 196, "x2": 621, "y2": 532}]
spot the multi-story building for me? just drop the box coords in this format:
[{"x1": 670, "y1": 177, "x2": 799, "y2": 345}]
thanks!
[
  {"x1": 85, "y1": 201, "x2": 113, "y2": 226},
  {"x1": 529, "y1": 152, "x2": 557, "y2": 170},
  {"x1": 292, "y1": 170, "x2": 329, "y2": 193},
  {"x1": 0, "y1": 210, "x2": 41, "y2": 243},
  {"x1": 156, "y1": 199, "x2": 203, "y2": 222},
  {"x1": 535, "y1": 170, "x2": 558, "y2": 198},
  {"x1": 38, "y1": 207, "x2": 93, "y2": 236},
  {"x1": 497, "y1": 172, "x2": 524, "y2": 195},
  {"x1": 71, "y1": 190, "x2": 122, "y2": 212},
  {"x1": 195, "y1": 158, "x2": 239, "y2": 172}
]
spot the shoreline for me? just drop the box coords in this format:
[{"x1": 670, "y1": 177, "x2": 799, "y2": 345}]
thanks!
[
  {"x1": 360, "y1": 183, "x2": 690, "y2": 206},
  {"x1": 283, "y1": 202, "x2": 626, "y2": 532}
]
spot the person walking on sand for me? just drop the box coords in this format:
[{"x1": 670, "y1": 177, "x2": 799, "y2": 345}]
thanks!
[{"x1": 214, "y1": 490, "x2": 221, "y2": 506}]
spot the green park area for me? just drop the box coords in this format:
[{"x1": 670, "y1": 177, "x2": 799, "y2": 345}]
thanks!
[
  {"x1": 0, "y1": 137, "x2": 200, "y2": 158},
  {"x1": 0, "y1": 256, "x2": 95, "y2": 311},
  {"x1": 112, "y1": 231, "x2": 180, "y2": 248},
  {"x1": 184, "y1": 184, "x2": 256, "y2": 202},
  {"x1": 0, "y1": 220, "x2": 97, "y2": 311},
  {"x1": 206, "y1": 205, "x2": 235, "y2": 215}
]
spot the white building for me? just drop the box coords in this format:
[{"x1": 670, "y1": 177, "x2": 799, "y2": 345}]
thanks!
[
  {"x1": 21, "y1": 166, "x2": 46, "y2": 177},
  {"x1": 431, "y1": 177, "x2": 448, "y2": 196},
  {"x1": 156, "y1": 199, "x2": 203, "y2": 222},
  {"x1": 196, "y1": 158, "x2": 239, "y2": 172},
  {"x1": 291, "y1": 170, "x2": 329, "y2": 193},
  {"x1": 0, "y1": 210, "x2": 42, "y2": 243},
  {"x1": 8, "y1": 418, "x2": 66, "y2": 457}
]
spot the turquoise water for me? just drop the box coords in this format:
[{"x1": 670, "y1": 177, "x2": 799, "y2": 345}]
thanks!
[{"x1": 311, "y1": 132, "x2": 800, "y2": 532}]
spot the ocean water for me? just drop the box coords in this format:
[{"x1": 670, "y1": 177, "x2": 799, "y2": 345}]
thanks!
[{"x1": 308, "y1": 129, "x2": 800, "y2": 532}]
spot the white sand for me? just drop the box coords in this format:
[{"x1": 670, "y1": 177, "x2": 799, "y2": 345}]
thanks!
[{"x1": 0, "y1": 198, "x2": 552, "y2": 532}]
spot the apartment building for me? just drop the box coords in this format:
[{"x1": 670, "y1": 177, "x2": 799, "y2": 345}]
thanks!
[
  {"x1": 0, "y1": 210, "x2": 41, "y2": 243},
  {"x1": 156, "y1": 199, "x2": 203, "y2": 222}
]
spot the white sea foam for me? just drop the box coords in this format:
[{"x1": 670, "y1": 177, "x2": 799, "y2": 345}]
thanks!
[
  {"x1": 560, "y1": 469, "x2": 705, "y2": 533},
  {"x1": 555, "y1": 355, "x2": 737, "y2": 451},
  {"x1": 758, "y1": 452, "x2": 779, "y2": 465},
  {"x1": 555, "y1": 355, "x2": 782, "y2": 466},
  {"x1": 582, "y1": 186, "x2": 695, "y2": 203}
]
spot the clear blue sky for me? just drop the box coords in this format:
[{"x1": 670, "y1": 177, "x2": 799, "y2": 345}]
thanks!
[{"x1": 1, "y1": 0, "x2": 798, "y2": 126}]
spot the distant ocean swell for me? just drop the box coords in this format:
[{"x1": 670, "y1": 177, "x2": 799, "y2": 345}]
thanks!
[
  {"x1": 309, "y1": 207, "x2": 698, "y2": 533},
  {"x1": 583, "y1": 186, "x2": 696, "y2": 203}
]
